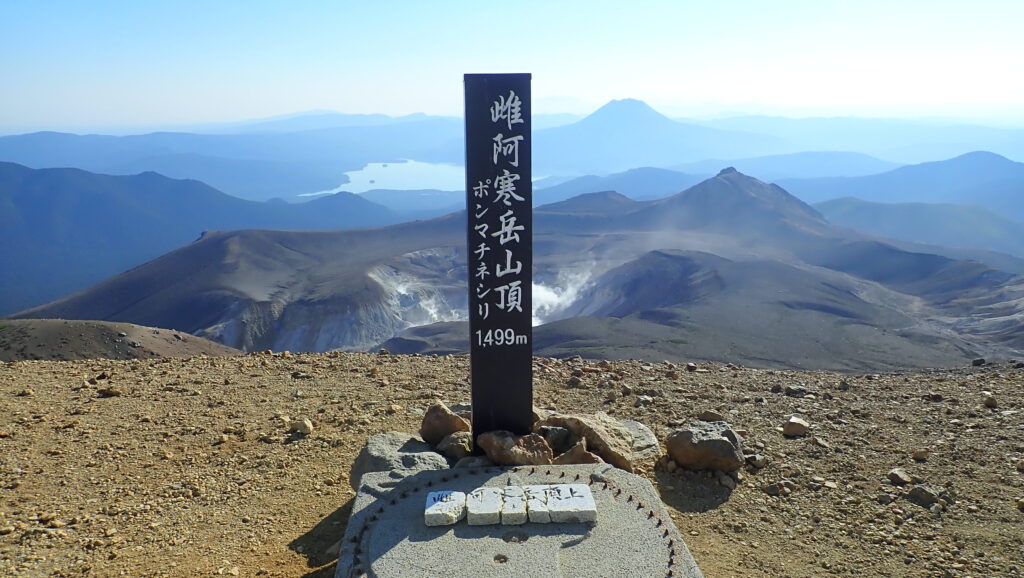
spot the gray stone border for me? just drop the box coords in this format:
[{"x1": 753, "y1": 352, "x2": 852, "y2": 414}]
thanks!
[{"x1": 336, "y1": 464, "x2": 703, "y2": 578}]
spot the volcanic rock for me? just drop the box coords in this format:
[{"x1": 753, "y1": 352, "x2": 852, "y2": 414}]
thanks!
[
  {"x1": 782, "y1": 416, "x2": 810, "y2": 437},
  {"x1": 436, "y1": 431, "x2": 473, "y2": 461},
  {"x1": 888, "y1": 468, "x2": 914, "y2": 486},
  {"x1": 419, "y1": 402, "x2": 470, "y2": 445},
  {"x1": 620, "y1": 419, "x2": 660, "y2": 462},
  {"x1": 536, "y1": 412, "x2": 646, "y2": 472},
  {"x1": 698, "y1": 410, "x2": 725, "y2": 422},
  {"x1": 746, "y1": 454, "x2": 769, "y2": 469},
  {"x1": 907, "y1": 484, "x2": 950, "y2": 509},
  {"x1": 349, "y1": 432, "x2": 448, "y2": 490},
  {"x1": 288, "y1": 418, "x2": 314, "y2": 435},
  {"x1": 477, "y1": 431, "x2": 553, "y2": 466},
  {"x1": 665, "y1": 421, "x2": 745, "y2": 472},
  {"x1": 552, "y1": 438, "x2": 604, "y2": 465},
  {"x1": 536, "y1": 425, "x2": 575, "y2": 455}
]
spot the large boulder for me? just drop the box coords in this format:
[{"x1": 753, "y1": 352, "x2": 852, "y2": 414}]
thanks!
[
  {"x1": 665, "y1": 421, "x2": 745, "y2": 472},
  {"x1": 349, "y1": 432, "x2": 448, "y2": 490},
  {"x1": 477, "y1": 431, "x2": 553, "y2": 466},
  {"x1": 419, "y1": 402, "x2": 471, "y2": 445},
  {"x1": 536, "y1": 412, "x2": 651, "y2": 472}
]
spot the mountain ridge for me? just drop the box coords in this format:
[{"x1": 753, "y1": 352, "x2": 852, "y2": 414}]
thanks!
[
  {"x1": 0, "y1": 162, "x2": 401, "y2": 314},
  {"x1": 12, "y1": 169, "x2": 1023, "y2": 370},
  {"x1": 779, "y1": 151, "x2": 1024, "y2": 220}
]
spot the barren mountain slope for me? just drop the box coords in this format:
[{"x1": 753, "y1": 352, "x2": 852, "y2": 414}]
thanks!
[
  {"x1": 0, "y1": 319, "x2": 240, "y2": 361},
  {"x1": 12, "y1": 170, "x2": 1024, "y2": 369}
]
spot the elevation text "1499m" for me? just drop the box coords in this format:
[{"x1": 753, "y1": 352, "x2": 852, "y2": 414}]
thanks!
[{"x1": 475, "y1": 328, "x2": 528, "y2": 347}]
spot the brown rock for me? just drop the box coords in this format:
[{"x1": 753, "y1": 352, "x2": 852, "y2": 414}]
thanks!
[
  {"x1": 888, "y1": 467, "x2": 913, "y2": 486},
  {"x1": 532, "y1": 406, "x2": 553, "y2": 424},
  {"x1": 436, "y1": 431, "x2": 473, "y2": 461},
  {"x1": 288, "y1": 418, "x2": 314, "y2": 435},
  {"x1": 477, "y1": 431, "x2": 553, "y2": 466},
  {"x1": 536, "y1": 412, "x2": 641, "y2": 472},
  {"x1": 782, "y1": 416, "x2": 810, "y2": 437},
  {"x1": 698, "y1": 410, "x2": 725, "y2": 422},
  {"x1": 717, "y1": 471, "x2": 737, "y2": 490},
  {"x1": 552, "y1": 438, "x2": 604, "y2": 465},
  {"x1": 419, "y1": 402, "x2": 470, "y2": 445},
  {"x1": 536, "y1": 425, "x2": 575, "y2": 455},
  {"x1": 908, "y1": 484, "x2": 948, "y2": 508},
  {"x1": 665, "y1": 421, "x2": 745, "y2": 472}
]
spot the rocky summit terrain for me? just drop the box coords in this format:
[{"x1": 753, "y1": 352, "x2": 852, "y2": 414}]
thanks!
[{"x1": 1, "y1": 352, "x2": 1023, "y2": 577}]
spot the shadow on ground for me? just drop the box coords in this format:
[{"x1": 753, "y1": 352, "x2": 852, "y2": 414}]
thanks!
[
  {"x1": 654, "y1": 470, "x2": 733, "y2": 513},
  {"x1": 302, "y1": 566, "x2": 339, "y2": 578},
  {"x1": 290, "y1": 497, "x2": 355, "y2": 578}
]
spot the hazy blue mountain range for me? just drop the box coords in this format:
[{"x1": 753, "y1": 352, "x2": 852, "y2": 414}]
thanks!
[
  {"x1": 362, "y1": 151, "x2": 903, "y2": 218},
  {"x1": 100, "y1": 110, "x2": 579, "y2": 135},
  {"x1": 673, "y1": 151, "x2": 901, "y2": 181},
  {"x1": 695, "y1": 116, "x2": 1024, "y2": 164},
  {"x1": 779, "y1": 151, "x2": 1024, "y2": 220},
  {"x1": 4, "y1": 99, "x2": 1024, "y2": 205},
  {"x1": 356, "y1": 189, "x2": 464, "y2": 218},
  {"x1": 14, "y1": 169, "x2": 1023, "y2": 371},
  {"x1": 211, "y1": 111, "x2": 443, "y2": 133},
  {"x1": 0, "y1": 118, "x2": 463, "y2": 200},
  {"x1": 534, "y1": 151, "x2": 900, "y2": 205},
  {"x1": 816, "y1": 198, "x2": 1024, "y2": 258},
  {"x1": 355, "y1": 156, "x2": 884, "y2": 218},
  {"x1": 0, "y1": 162, "x2": 401, "y2": 314},
  {"x1": 534, "y1": 168, "x2": 707, "y2": 204}
]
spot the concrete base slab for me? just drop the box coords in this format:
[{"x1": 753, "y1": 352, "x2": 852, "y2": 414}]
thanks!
[{"x1": 335, "y1": 464, "x2": 703, "y2": 578}]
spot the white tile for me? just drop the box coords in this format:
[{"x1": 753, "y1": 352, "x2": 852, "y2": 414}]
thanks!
[
  {"x1": 501, "y1": 486, "x2": 527, "y2": 525},
  {"x1": 547, "y1": 483, "x2": 597, "y2": 523},
  {"x1": 424, "y1": 490, "x2": 466, "y2": 526},
  {"x1": 524, "y1": 485, "x2": 551, "y2": 523},
  {"x1": 466, "y1": 486, "x2": 503, "y2": 525}
]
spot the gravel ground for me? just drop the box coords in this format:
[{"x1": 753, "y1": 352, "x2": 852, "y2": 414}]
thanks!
[{"x1": 1, "y1": 352, "x2": 1022, "y2": 577}]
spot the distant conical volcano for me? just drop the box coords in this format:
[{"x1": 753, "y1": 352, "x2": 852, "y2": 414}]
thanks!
[
  {"x1": 534, "y1": 99, "x2": 788, "y2": 173},
  {"x1": 575, "y1": 98, "x2": 676, "y2": 128}
]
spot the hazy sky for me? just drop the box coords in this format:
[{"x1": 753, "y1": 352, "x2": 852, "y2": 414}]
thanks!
[{"x1": 3, "y1": 0, "x2": 1023, "y2": 132}]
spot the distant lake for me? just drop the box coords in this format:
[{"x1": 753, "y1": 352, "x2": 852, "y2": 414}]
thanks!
[{"x1": 299, "y1": 160, "x2": 465, "y2": 197}]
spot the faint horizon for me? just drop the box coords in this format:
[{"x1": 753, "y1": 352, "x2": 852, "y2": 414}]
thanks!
[
  {"x1": 4, "y1": 97, "x2": 1024, "y2": 137},
  {"x1": 3, "y1": 1, "x2": 1022, "y2": 134}
]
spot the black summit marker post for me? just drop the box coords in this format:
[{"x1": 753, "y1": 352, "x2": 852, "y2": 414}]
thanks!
[{"x1": 464, "y1": 73, "x2": 533, "y2": 445}]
